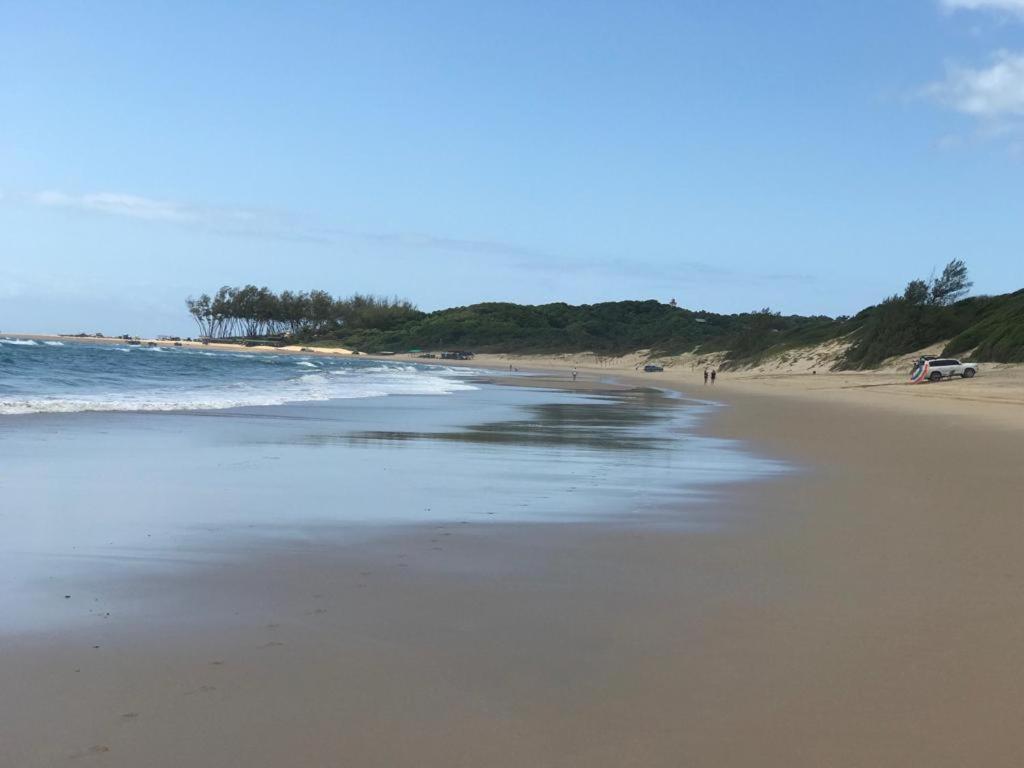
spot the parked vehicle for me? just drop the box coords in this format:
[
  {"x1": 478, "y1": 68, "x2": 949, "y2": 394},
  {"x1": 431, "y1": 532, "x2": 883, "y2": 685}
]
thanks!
[
  {"x1": 643, "y1": 364, "x2": 664, "y2": 373},
  {"x1": 909, "y1": 354, "x2": 939, "y2": 375},
  {"x1": 910, "y1": 357, "x2": 977, "y2": 382}
]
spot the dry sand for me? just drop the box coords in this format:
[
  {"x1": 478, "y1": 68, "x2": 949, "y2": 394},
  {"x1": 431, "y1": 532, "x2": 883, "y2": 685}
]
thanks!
[
  {"x1": 458, "y1": 350, "x2": 1024, "y2": 431},
  {"x1": 4, "y1": 353, "x2": 1024, "y2": 766}
]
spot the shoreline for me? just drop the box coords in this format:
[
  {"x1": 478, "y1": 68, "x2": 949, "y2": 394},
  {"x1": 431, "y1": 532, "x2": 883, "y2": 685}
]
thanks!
[
  {"x1": 1, "y1": 331, "x2": 358, "y2": 357},
  {"x1": 8, "y1": 331, "x2": 1023, "y2": 430},
  {"x1": 5, "y1": 341, "x2": 1024, "y2": 764},
  {"x1": 396, "y1": 350, "x2": 1024, "y2": 432}
]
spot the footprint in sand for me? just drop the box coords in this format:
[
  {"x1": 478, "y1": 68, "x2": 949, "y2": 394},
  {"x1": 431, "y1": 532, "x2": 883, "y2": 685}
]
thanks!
[
  {"x1": 209, "y1": 660, "x2": 225, "y2": 666},
  {"x1": 184, "y1": 685, "x2": 216, "y2": 696},
  {"x1": 120, "y1": 712, "x2": 139, "y2": 721},
  {"x1": 262, "y1": 640, "x2": 285, "y2": 648}
]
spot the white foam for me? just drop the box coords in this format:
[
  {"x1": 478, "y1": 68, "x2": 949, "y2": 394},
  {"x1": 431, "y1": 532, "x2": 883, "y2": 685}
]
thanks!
[
  {"x1": 0, "y1": 369, "x2": 477, "y2": 415},
  {"x1": 0, "y1": 338, "x2": 39, "y2": 346},
  {"x1": 43, "y1": 341, "x2": 64, "y2": 346}
]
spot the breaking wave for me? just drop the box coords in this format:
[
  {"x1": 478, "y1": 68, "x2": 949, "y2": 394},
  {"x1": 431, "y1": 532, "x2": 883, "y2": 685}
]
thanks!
[{"x1": 0, "y1": 341, "x2": 478, "y2": 415}]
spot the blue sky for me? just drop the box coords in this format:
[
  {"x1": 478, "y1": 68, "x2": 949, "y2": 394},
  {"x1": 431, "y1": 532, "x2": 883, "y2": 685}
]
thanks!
[{"x1": 2, "y1": 1, "x2": 1024, "y2": 335}]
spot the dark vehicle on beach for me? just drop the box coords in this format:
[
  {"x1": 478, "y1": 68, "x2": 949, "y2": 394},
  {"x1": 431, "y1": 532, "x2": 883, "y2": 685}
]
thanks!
[
  {"x1": 643, "y1": 364, "x2": 663, "y2": 372},
  {"x1": 441, "y1": 351, "x2": 474, "y2": 360}
]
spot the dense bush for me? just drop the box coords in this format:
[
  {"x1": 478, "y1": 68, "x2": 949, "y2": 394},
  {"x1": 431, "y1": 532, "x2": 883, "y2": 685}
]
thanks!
[
  {"x1": 186, "y1": 286, "x2": 421, "y2": 339},
  {"x1": 186, "y1": 262, "x2": 1024, "y2": 366},
  {"x1": 324, "y1": 300, "x2": 819, "y2": 357},
  {"x1": 838, "y1": 291, "x2": 1024, "y2": 368}
]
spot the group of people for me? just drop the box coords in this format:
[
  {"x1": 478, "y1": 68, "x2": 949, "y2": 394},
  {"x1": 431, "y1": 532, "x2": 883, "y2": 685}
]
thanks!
[{"x1": 703, "y1": 367, "x2": 717, "y2": 385}]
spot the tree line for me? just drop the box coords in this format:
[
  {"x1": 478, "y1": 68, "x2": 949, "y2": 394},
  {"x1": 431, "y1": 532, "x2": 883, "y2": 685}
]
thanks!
[
  {"x1": 840, "y1": 259, "x2": 976, "y2": 368},
  {"x1": 184, "y1": 260, "x2": 1018, "y2": 366},
  {"x1": 186, "y1": 286, "x2": 420, "y2": 339}
]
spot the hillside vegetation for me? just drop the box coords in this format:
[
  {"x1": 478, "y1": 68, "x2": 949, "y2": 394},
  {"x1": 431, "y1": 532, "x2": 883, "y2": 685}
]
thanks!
[{"x1": 187, "y1": 262, "x2": 1024, "y2": 367}]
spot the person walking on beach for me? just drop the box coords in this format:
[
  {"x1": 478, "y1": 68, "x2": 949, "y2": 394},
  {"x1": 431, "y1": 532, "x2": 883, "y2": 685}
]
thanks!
[
  {"x1": 703, "y1": 368, "x2": 709, "y2": 385},
  {"x1": 571, "y1": 367, "x2": 578, "y2": 382},
  {"x1": 710, "y1": 368, "x2": 717, "y2": 384}
]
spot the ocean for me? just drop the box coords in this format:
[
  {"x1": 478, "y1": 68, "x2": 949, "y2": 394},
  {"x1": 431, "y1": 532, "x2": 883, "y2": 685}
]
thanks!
[
  {"x1": 0, "y1": 337, "x2": 786, "y2": 633},
  {"x1": 0, "y1": 337, "x2": 474, "y2": 415}
]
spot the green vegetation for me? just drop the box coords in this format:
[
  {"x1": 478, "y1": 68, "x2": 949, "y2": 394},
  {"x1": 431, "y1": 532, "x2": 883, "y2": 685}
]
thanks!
[
  {"x1": 187, "y1": 261, "x2": 1024, "y2": 367},
  {"x1": 943, "y1": 290, "x2": 1024, "y2": 362},
  {"x1": 186, "y1": 286, "x2": 420, "y2": 340},
  {"x1": 833, "y1": 259, "x2": 1014, "y2": 368},
  {"x1": 306, "y1": 300, "x2": 835, "y2": 361}
]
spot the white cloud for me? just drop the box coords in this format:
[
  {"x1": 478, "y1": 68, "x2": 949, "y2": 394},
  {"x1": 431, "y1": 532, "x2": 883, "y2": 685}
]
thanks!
[
  {"x1": 942, "y1": 0, "x2": 1024, "y2": 15},
  {"x1": 24, "y1": 188, "x2": 562, "y2": 261},
  {"x1": 34, "y1": 190, "x2": 198, "y2": 222},
  {"x1": 928, "y1": 51, "x2": 1024, "y2": 118}
]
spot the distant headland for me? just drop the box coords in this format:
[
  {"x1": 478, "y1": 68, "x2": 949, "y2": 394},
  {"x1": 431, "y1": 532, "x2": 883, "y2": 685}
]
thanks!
[{"x1": 179, "y1": 260, "x2": 1022, "y2": 369}]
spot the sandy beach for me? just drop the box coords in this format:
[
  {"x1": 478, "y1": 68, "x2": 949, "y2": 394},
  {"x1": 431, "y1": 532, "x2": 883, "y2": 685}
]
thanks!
[
  {"x1": 10, "y1": 0, "x2": 1024, "y2": 763},
  {"x1": 2, "y1": 348, "x2": 1022, "y2": 767},
  {"x1": 439, "y1": 350, "x2": 1024, "y2": 431}
]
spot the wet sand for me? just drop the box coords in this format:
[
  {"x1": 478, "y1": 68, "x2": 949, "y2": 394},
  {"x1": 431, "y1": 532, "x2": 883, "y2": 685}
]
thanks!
[
  {"x1": 3, "y1": 372, "x2": 1024, "y2": 766},
  {"x1": 461, "y1": 351, "x2": 1024, "y2": 432}
]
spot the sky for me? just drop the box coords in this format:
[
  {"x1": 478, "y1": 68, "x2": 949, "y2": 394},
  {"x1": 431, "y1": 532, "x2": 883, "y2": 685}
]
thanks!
[{"x1": 2, "y1": 0, "x2": 1024, "y2": 336}]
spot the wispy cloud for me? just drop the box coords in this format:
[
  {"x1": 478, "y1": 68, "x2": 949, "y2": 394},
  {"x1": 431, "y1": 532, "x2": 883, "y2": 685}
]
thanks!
[
  {"x1": 30, "y1": 189, "x2": 331, "y2": 244},
  {"x1": 35, "y1": 189, "x2": 256, "y2": 225},
  {"x1": 349, "y1": 230, "x2": 551, "y2": 261},
  {"x1": 941, "y1": 0, "x2": 1024, "y2": 16},
  {"x1": 512, "y1": 252, "x2": 814, "y2": 288},
  {"x1": 927, "y1": 51, "x2": 1024, "y2": 118},
  {"x1": 20, "y1": 188, "x2": 813, "y2": 290},
  {"x1": 26, "y1": 188, "x2": 557, "y2": 259}
]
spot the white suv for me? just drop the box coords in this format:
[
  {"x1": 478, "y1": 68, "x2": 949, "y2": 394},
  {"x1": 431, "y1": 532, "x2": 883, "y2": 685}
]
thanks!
[{"x1": 915, "y1": 357, "x2": 978, "y2": 381}]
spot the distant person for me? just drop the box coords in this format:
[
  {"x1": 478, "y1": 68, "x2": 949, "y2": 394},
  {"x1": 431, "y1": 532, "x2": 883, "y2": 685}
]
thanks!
[
  {"x1": 703, "y1": 368, "x2": 709, "y2": 385},
  {"x1": 571, "y1": 367, "x2": 578, "y2": 382},
  {"x1": 710, "y1": 368, "x2": 717, "y2": 384},
  {"x1": 509, "y1": 363, "x2": 513, "y2": 374}
]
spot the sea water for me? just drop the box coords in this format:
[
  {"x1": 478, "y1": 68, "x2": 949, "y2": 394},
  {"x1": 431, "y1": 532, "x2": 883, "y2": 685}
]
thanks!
[
  {"x1": 0, "y1": 337, "x2": 474, "y2": 414},
  {"x1": 0, "y1": 338, "x2": 787, "y2": 633}
]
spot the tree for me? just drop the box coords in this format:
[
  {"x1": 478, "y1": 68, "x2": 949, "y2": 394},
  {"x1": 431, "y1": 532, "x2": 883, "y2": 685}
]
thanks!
[
  {"x1": 903, "y1": 279, "x2": 929, "y2": 306},
  {"x1": 211, "y1": 286, "x2": 238, "y2": 338},
  {"x1": 186, "y1": 294, "x2": 214, "y2": 337},
  {"x1": 929, "y1": 259, "x2": 972, "y2": 306},
  {"x1": 308, "y1": 290, "x2": 336, "y2": 334}
]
